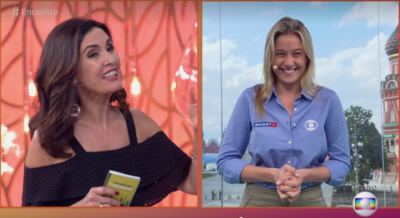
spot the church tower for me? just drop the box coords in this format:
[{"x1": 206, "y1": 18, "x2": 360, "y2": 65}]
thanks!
[{"x1": 380, "y1": 25, "x2": 399, "y2": 185}]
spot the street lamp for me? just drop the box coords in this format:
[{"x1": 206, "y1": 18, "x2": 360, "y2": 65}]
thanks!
[
  {"x1": 352, "y1": 142, "x2": 363, "y2": 194},
  {"x1": 349, "y1": 114, "x2": 367, "y2": 194}
]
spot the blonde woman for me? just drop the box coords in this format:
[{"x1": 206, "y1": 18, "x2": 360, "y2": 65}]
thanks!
[{"x1": 217, "y1": 17, "x2": 350, "y2": 207}]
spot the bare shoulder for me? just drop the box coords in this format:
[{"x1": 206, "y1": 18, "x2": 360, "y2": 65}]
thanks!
[
  {"x1": 129, "y1": 109, "x2": 162, "y2": 143},
  {"x1": 25, "y1": 130, "x2": 73, "y2": 168}
]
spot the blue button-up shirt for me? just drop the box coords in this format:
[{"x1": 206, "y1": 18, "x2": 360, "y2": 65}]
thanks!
[{"x1": 217, "y1": 84, "x2": 351, "y2": 190}]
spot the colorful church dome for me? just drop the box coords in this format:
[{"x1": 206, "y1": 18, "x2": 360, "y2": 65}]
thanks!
[{"x1": 385, "y1": 25, "x2": 398, "y2": 56}]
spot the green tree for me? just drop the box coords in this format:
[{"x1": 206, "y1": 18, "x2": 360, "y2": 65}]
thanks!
[{"x1": 344, "y1": 106, "x2": 393, "y2": 186}]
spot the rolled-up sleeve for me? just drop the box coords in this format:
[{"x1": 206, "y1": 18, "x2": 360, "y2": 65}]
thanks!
[
  {"x1": 217, "y1": 90, "x2": 252, "y2": 184},
  {"x1": 321, "y1": 91, "x2": 351, "y2": 186}
]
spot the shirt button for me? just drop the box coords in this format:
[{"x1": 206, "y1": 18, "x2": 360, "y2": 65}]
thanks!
[
  {"x1": 293, "y1": 123, "x2": 296, "y2": 126},
  {"x1": 294, "y1": 108, "x2": 297, "y2": 111},
  {"x1": 288, "y1": 160, "x2": 291, "y2": 164},
  {"x1": 289, "y1": 141, "x2": 292, "y2": 144}
]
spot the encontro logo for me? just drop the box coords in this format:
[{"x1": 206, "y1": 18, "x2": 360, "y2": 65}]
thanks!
[
  {"x1": 353, "y1": 192, "x2": 378, "y2": 217},
  {"x1": 12, "y1": 7, "x2": 58, "y2": 17}
]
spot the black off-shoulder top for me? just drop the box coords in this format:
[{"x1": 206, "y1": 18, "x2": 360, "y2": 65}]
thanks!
[{"x1": 22, "y1": 110, "x2": 192, "y2": 206}]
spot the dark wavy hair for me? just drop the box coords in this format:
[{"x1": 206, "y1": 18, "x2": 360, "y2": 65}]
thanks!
[{"x1": 29, "y1": 17, "x2": 129, "y2": 158}]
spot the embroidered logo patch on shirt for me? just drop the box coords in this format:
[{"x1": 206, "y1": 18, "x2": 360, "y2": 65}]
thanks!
[
  {"x1": 305, "y1": 120, "x2": 318, "y2": 131},
  {"x1": 254, "y1": 122, "x2": 277, "y2": 127}
]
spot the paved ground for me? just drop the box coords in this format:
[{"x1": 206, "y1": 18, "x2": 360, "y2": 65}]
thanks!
[{"x1": 202, "y1": 171, "x2": 334, "y2": 207}]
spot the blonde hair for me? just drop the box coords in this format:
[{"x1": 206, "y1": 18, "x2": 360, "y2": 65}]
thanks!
[{"x1": 255, "y1": 16, "x2": 320, "y2": 119}]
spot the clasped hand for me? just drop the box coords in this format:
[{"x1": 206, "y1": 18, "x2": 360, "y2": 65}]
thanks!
[{"x1": 275, "y1": 164, "x2": 303, "y2": 202}]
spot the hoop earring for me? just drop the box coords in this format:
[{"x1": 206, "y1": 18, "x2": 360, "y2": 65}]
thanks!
[
  {"x1": 71, "y1": 87, "x2": 81, "y2": 117},
  {"x1": 71, "y1": 103, "x2": 81, "y2": 117}
]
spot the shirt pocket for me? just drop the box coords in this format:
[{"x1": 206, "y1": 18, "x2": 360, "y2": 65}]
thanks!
[
  {"x1": 297, "y1": 121, "x2": 328, "y2": 164},
  {"x1": 249, "y1": 121, "x2": 280, "y2": 147},
  {"x1": 249, "y1": 120, "x2": 288, "y2": 164}
]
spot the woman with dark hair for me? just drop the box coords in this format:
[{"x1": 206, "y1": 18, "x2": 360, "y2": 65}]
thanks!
[{"x1": 22, "y1": 17, "x2": 197, "y2": 207}]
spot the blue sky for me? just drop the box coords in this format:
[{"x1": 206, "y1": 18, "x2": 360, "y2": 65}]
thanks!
[{"x1": 202, "y1": 2, "x2": 399, "y2": 141}]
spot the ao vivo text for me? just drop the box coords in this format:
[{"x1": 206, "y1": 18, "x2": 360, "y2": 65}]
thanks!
[{"x1": 352, "y1": 185, "x2": 377, "y2": 191}]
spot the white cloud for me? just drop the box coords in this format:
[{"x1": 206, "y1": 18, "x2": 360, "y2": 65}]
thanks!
[
  {"x1": 316, "y1": 33, "x2": 390, "y2": 84},
  {"x1": 202, "y1": 35, "x2": 237, "y2": 70},
  {"x1": 336, "y1": 2, "x2": 398, "y2": 28},
  {"x1": 223, "y1": 60, "x2": 263, "y2": 88},
  {"x1": 310, "y1": 2, "x2": 328, "y2": 9},
  {"x1": 203, "y1": 35, "x2": 263, "y2": 87},
  {"x1": 261, "y1": 7, "x2": 283, "y2": 17},
  {"x1": 202, "y1": 35, "x2": 264, "y2": 139},
  {"x1": 314, "y1": 33, "x2": 391, "y2": 132},
  {"x1": 253, "y1": 35, "x2": 261, "y2": 42}
]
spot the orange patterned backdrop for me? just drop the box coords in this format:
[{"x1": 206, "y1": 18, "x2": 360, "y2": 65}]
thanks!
[{"x1": 1, "y1": 1, "x2": 198, "y2": 207}]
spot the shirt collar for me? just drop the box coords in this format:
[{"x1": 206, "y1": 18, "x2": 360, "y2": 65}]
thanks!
[
  {"x1": 300, "y1": 89, "x2": 313, "y2": 100},
  {"x1": 271, "y1": 86, "x2": 313, "y2": 101}
]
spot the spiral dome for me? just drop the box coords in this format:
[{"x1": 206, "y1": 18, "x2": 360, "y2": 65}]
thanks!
[{"x1": 385, "y1": 25, "x2": 399, "y2": 56}]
